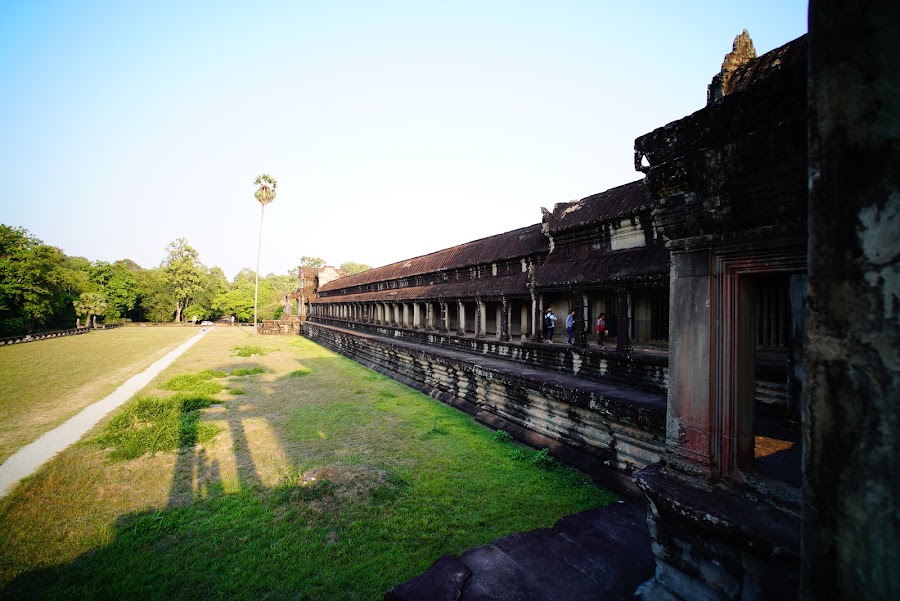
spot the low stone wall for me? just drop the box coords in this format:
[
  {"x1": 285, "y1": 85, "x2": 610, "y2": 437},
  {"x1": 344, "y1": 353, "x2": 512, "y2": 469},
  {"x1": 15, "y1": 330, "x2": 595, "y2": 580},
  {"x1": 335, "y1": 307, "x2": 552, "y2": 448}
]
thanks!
[
  {"x1": 311, "y1": 317, "x2": 669, "y2": 395},
  {"x1": 259, "y1": 319, "x2": 301, "y2": 335},
  {"x1": 303, "y1": 321, "x2": 666, "y2": 495},
  {"x1": 0, "y1": 327, "x2": 92, "y2": 346}
]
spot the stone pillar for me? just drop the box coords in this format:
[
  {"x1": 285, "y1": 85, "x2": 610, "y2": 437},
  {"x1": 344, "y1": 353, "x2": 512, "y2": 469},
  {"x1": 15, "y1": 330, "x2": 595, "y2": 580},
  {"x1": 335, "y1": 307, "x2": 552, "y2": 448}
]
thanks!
[
  {"x1": 475, "y1": 299, "x2": 485, "y2": 338},
  {"x1": 520, "y1": 304, "x2": 530, "y2": 339},
  {"x1": 425, "y1": 303, "x2": 433, "y2": 331},
  {"x1": 440, "y1": 302, "x2": 448, "y2": 332},
  {"x1": 457, "y1": 301, "x2": 466, "y2": 336},
  {"x1": 412, "y1": 303, "x2": 420, "y2": 329},
  {"x1": 531, "y1": 295, "x2": 544, "y2": 342},
  {"x1": 615, "y1": 288, "x2": 632, "y2": 352},
  {"x1": 500, "y1": 297, "x2": 511, "y2": 341},
  {"x1": 804, "y1": 2, "x2": 900, "y2": 598},
  {"x1": 574, "y1": 290, "x2": 588, "y2": 347},
  {"x1": 661, "y1": 249, "x2": 716, "y2": 476}
]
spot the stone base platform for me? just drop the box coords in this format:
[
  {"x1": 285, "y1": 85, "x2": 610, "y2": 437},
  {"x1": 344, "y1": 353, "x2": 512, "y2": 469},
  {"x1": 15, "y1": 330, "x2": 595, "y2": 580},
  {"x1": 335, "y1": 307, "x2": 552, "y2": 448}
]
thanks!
[{"x1": 385, "y1": 500, "x2": 653, "y2": 601}]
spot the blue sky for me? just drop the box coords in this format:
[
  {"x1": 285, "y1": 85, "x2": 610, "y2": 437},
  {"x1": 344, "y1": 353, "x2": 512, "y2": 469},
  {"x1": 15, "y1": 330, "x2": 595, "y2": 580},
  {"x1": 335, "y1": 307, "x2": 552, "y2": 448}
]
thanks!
[{"x1": 0, "y1": 1, "x2": 808, "y2": 280}]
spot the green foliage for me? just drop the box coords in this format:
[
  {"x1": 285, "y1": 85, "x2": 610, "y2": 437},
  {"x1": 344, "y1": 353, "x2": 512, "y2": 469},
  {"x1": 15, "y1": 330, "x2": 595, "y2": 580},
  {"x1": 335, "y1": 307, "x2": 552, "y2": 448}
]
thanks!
[
  {"x1": 88, "y1": 261, "x2": 137, "y2": 320},
  {"x1": 212, "y1": 277, "x2": 255, "y2": 322},
  {"x1": 510, "y1": 447, "x2": 530, "y2": 462},
  {"x1": 186, "y1": 266, "x2": 229, "y2": 322},
  {"x1": 254, "y1": 174, "x2": 277, "y2": 206},
  {"x1": 133, "y1": 267, "x2": 175, "y2": 322},
  {"x1": 0, "y1": 225, "x2": 68, "y2": 334},
  {"x1": 300, "y1": 256, "x2": 325, "y2": 268},
  {"x1": 94, "y1": 394, "x2": 220, "y2": 460},
  {"x1": 161, "y1": 238, "x2": 204, "y2": 322},
  {"x1": 492, "y1": 429, "x2": 513, "y2": 443},
  {"x1": 339, "y1": 261, "x2": 372, "y2": 275},
  {"x1": 232, "y1": 345, "x2": 268, "y2": 357},
  {"x1": 73, "y1": 291, "x2": 107, "y2": 324},
  {"x1": 95, "y1": 368, "x2": 230, "y2": 460},
  {"x1": 421, "y1": 418, "x2": 448, "y2": 440},
  {"x1": 287, "y1": 367, "x2": 313, "y2": 377},
  {"x1": 531, "y1": 448, "x2": 556, "y2": 469},
  {"x1": 160, "y1": 371, "x2": 226, "y2": 396},
  {"x1": 230, "y1": 367, "x2": 267, "y2": 377}
]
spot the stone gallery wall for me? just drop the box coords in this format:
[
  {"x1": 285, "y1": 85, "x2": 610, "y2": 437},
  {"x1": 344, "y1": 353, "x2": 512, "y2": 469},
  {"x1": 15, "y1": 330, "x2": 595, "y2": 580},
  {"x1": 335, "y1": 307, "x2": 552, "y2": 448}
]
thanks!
[{"x1": 303, "y1": 321, "x2": 665, "y2": 495}]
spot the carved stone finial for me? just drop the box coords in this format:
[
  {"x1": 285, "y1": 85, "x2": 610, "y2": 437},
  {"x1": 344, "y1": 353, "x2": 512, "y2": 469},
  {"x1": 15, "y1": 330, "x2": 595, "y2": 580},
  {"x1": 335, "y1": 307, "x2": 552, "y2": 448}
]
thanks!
[{"x1": 707, "y1": 29, "x2": 757, "y2": 104}]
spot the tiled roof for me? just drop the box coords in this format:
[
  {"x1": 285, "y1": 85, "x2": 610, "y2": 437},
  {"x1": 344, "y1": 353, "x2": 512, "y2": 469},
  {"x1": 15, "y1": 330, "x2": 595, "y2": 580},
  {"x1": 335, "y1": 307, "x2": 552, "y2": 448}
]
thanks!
[
  {"x1": 317, "y1": 224, "x2": 546, "y2": 293},
  {"x1": 534, "y1": 245, "x2": 669, "y2": 288},
  {"x1": 547, "y1": 180, "x2": 655, "y2": 233},
  {"x1": 311, "y1": 273, "x2": 532, "y2": 303}
]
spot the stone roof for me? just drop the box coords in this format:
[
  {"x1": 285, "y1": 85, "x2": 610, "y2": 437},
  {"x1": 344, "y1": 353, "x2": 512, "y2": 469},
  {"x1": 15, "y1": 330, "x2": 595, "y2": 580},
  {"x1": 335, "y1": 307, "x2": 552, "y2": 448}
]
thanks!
[
  {"x1": 546, "y1": 180, "x2": 655, "y2": 234},
  {"x1": 311, "y1": 272, "x2": 532, "y2": 303},
  {"x1": 635, "y1": 34, "x2": 808, "y2": 175},
  {"x1": 727, "y1": 34, "x2": 807, "y2": 97},
  {"x1": 534, "y1": 245, "x2": 669, "y2": 288},
  {"x1": 317, "y1": 224, "x2": 547, "y2": 294}
]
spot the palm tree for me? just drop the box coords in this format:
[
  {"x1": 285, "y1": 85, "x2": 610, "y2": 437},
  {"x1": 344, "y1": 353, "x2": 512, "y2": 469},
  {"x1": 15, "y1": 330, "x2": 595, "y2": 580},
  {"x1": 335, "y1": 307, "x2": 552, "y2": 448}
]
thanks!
[
  {"x1": 73, "y1": 292, "x2": 108, "y2": 328},
  {"x1": 253, "y1": 174, "x2": 277, "y2": 332}
]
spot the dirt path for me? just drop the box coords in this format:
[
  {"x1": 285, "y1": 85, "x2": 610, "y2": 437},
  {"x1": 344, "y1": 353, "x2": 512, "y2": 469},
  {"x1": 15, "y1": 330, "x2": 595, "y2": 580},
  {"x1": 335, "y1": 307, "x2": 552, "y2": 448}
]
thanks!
[{"x1": 0, "y1": 330, "x2": 209, "y2": 499}]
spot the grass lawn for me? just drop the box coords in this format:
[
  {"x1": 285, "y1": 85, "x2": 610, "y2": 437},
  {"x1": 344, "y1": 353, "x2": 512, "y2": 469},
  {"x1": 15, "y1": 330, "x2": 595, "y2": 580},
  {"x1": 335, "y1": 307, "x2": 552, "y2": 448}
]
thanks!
[
  {"x1": 0, "y1": 327, "x2": 198, "y2": 464},
  {"x1": 0, "y1": 328, "x2": 615, "y2": 600}
]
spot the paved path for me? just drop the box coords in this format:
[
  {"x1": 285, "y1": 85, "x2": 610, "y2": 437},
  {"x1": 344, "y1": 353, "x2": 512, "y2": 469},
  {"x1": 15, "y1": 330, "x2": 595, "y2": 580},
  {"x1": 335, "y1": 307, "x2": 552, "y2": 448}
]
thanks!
[
  {"x1": 386, "y1": 500, "x2": 653, "y2": 601},
  {"x1": 0, "y1": 330, "x2": 208, "y2": 499}
]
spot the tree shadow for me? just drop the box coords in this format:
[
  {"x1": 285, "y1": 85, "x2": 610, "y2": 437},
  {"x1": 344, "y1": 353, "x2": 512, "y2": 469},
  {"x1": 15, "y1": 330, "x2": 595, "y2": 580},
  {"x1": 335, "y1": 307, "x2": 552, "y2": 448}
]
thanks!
[{"x1": 0, "y1": 353, "x2": 399, "y2": 599}]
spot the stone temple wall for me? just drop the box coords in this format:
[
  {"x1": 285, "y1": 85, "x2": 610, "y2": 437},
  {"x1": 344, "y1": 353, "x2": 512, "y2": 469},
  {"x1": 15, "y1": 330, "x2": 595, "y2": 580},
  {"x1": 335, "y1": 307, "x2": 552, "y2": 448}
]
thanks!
[{"x1": 303, "y1": 321, "x2": 665, "y2": 495}]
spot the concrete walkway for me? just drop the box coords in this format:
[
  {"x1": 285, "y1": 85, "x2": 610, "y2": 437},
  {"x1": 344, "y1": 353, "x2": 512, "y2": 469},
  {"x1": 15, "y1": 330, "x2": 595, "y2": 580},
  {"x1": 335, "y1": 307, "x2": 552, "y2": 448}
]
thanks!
[{"x1": 0, "y1": 330, "x2": 208, "y2": 499}]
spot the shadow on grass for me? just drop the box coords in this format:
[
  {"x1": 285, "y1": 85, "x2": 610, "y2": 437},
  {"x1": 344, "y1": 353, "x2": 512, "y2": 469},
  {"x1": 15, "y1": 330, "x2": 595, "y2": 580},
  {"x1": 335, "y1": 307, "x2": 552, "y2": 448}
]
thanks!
[
  {"x1": 2, "y1": 465, "x2": 417, "y2": 599},
  {"x1": 1, "y1": 350, "x2": 613, "y2": 599},
  {"x1": 0, "y1": 490, "x2": 353, "y2": 600},
  {"x1": 168, "y1": 362, "x2": 273, "y2": 507}
]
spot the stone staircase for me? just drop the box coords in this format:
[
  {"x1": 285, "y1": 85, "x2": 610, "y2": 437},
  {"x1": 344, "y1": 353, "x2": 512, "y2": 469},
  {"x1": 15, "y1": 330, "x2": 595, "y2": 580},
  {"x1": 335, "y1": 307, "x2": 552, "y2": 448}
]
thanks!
[{"x1": 386, "y1": 500, "x2": 653, "y2": 601}]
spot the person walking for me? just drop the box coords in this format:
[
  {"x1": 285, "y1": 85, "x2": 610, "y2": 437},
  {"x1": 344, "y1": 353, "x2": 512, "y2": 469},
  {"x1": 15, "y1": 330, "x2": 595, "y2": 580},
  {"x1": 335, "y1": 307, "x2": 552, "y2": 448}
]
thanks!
[
  {"x1": 566, "y1": 309, "x2": 576, "y2": 344},
  {"x1": 544, "y1": 308, "x2": 557, "y2": 342},
  {"x1": 596, "y1": 313, "x2": 607, "y2": 347}
]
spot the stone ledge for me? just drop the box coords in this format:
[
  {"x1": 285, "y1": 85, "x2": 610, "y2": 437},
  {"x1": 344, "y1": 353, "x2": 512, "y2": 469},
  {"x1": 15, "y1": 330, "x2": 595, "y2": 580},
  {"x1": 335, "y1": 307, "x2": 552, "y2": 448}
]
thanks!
[{"x1": 303, "y1": 321, "x2": 666, "y2": 492}]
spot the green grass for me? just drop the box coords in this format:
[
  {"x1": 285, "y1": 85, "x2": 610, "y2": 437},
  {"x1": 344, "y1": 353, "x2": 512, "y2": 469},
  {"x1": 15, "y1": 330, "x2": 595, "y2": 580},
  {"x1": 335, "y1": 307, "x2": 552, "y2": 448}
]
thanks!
[
  {"x1": 159, "y1": 370, "x2": 227, "y2": 396},
  {"x1": 92, "y1": 368, "x2": 228, "y2": 460},
  {"x1": 286, "y1": 366, "x2": 313, "y2": 377},
  {"x1": 93, "y1": 393, "x2": 221, "y2": 460},
  {"x1": 232, "y1": 345, "x2": 268, "y2": 358},
  {"x1": 0, "y1": 330, "x2": 615, "y2": 600},
  {"x1": 0, "y1": 327, "x2": 197, "y2": 463},
  {"x1": 229, "y1": 366, "x2": 267, "y2": 377}
]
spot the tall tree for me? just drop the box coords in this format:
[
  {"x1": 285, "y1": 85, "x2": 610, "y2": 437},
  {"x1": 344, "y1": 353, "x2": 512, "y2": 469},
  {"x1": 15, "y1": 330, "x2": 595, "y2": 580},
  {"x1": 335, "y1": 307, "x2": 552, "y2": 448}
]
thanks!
[
  {"x1": 253, "y1": 174, "x2": 277, "y2": 331},
  {"x1": 212, "y1": 275, "x2": 255, "y2": 322},
  {"x1": 185, "y1": 265, "x2": 229, "y2": 322},
  {"x1": 89, "y1": 261, "x2": 137, "y2": 319},
  {"x1": 161, "y1": 238, "x2": 203, "y2": 322},
  {"x1": 264, "y1": 273, "x2": 297, "y2": 319},
  {"x1": 73, "y1": 292, "x2": 107, "y2": 327},
  {"x1": 134, "y1": 268, "x2": 175, "y2": 322},
  {"x1": 0, "y1": 225, "x2": 66, "y2": 334}
]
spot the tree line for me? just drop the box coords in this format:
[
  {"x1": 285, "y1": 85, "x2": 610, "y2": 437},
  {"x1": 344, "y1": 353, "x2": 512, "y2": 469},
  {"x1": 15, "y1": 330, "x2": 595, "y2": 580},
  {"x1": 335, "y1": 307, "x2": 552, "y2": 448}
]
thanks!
[{"x1": 0, "y1": 225, "x2": 370, "y2": 336}]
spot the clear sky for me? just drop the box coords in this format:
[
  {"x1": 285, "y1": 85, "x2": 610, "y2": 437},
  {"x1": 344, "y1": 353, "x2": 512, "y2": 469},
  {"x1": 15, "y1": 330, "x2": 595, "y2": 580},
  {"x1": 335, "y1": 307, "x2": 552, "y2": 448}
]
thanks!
[{"x1": 0, "y1": 1, "x2": 808, "y2": 281}]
